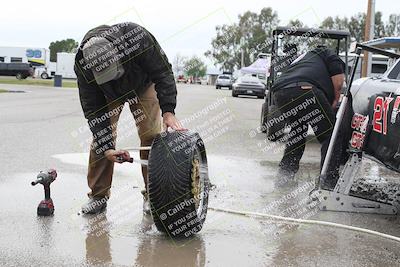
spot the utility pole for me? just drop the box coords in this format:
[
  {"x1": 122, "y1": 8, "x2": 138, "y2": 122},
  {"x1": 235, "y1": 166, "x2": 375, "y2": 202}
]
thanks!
[
  {"x1": 240, "y1": 36, "x2": 245, "y2": 69},
  {"x1": 362, "y1": 0, "x2": 375, "y2": 77},
  {"x1": 240, "y1": 24, "x2": 245, "y2": 69}
]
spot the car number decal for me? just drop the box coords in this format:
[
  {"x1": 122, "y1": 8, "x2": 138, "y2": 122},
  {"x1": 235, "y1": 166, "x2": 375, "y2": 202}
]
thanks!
[{"x1": 372, "y1": 96, "x2": 393, "y2": 135}]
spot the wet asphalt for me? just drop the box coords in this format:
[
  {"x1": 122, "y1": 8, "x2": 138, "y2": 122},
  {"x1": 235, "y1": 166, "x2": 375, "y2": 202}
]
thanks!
[{"x1": 0, "y1": 83, "x2": 400, "y2": 267}]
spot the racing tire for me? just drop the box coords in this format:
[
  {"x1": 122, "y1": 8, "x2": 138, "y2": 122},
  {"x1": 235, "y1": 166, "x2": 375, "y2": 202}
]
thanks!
[{"x1": 148, "y1": 131, "x2": 210, "y2": 238}]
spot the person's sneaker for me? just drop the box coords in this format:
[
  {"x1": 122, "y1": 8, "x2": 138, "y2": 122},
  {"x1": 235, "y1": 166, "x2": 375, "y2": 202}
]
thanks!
[
  {"x1": 81, "y1": 196, "x2": 108, "y2": 214},
  {"x1": 141, "y1": 190, "x2": 151, "y2": 215}
]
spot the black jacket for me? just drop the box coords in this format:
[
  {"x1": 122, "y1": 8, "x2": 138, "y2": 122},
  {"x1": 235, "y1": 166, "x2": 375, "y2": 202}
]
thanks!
[
  {"x1": 272, "y1": 47, "x2": 344, "y2": 104},
  {"x1": 74, "y1": 22, "x2": 177, "y2": 155}
]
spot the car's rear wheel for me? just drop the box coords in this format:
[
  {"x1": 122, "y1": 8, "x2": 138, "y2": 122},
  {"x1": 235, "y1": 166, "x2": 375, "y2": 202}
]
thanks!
[
  {"x1": 148, "y1": 131, "x2": 210, "y2": 238},
  {"x1": 16, "y1": 73, "x2": 24, "y2": 80}
]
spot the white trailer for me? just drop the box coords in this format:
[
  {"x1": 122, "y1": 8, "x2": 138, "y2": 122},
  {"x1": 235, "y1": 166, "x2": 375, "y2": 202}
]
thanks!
[
  {"x1": 0, "y1": 46, "x2": 54, "y2": 79},
  {"x1": 56, "y1": 52, "x2": 76, "y2": 79},
  {"x1": 340, "y1": 52, "x2": 389, "y2": 79}
]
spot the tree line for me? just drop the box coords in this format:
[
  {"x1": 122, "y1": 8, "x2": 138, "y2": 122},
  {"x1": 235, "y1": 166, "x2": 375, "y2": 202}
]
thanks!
[
  {"x1": 205, "y1": 7, "x2": 400, "y2": 71},
  {"x1": 48, "y1": 8, "x2": 399, "y2": 75}
]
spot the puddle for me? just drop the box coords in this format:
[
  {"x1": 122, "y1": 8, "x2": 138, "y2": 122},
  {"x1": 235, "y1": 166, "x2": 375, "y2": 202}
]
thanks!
[{"x1": 1, "y1": 152, "x2": 400, "y2": 266}]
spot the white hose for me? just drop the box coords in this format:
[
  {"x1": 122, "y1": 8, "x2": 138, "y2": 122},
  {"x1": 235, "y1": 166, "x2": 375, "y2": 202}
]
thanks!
[{"x1": 208, "y1": 206, "x2": 400, "y2": 243}]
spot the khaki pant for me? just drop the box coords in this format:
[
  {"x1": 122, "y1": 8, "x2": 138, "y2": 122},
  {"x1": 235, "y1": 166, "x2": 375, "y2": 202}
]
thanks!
[{"x1": 87, "y1": 84, "x2": 161, "y2": 198}]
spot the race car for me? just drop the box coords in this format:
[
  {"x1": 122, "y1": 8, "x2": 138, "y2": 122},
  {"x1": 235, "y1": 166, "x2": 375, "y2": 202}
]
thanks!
[
  {"x1": 347, "y1": 51, "x2": 400, "y2": 172},
  {"x1": 318, "y1": 43, "x2": 400, "y2": 214}
]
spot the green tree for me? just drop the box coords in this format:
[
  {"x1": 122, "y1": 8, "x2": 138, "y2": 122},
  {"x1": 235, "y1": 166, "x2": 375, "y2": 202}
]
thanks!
[
  {"x1": 319, "y1": 16, "x2": 349, "y2": 51},
  {"x1": 205, "y1": 7, "x2": 279, "y2": 71},
  {"x1": 385, "y1": 14, "x2": 400, "y2": 36},
  {"x1": 287, "y1": 19, "x2": 305, "y2": 28},
  {"x1": 374, "y1": 11, "x2": 386, "y2": 38},
  {"x1": 184, "y1": 56, "x2": 207, "y2": 78},
  {"x1": 49, "y1": 39, "x2": 78, "y2": 62},
  {"x1": 320, "y1": 16, "x2": 348, "y2": 30},
  {"x1": 320, "y1": 12, "x2": 385, "y2": 43},
  {"x1": 347, "y1": 13, "x2": 366, "y2": 42},
  {"x1": 172, "y1": 53, "x2": 187, "y2": 77}
]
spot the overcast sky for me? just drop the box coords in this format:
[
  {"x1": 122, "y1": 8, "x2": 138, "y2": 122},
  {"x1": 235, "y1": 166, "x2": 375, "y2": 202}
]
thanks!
[{"x1": 1, "y1": 0, "x2": 399, "y2": 65}]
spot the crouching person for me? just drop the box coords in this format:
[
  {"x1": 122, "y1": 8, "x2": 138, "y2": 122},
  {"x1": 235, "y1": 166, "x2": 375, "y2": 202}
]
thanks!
[{"x1": 74, "y1": 22, "x2": 184, "y2": 214}]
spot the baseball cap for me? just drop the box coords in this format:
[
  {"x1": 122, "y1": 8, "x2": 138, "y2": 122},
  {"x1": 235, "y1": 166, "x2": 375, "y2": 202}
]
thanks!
[{"x1": 82, "y1": 37, "x2": 125, "y2": 84}]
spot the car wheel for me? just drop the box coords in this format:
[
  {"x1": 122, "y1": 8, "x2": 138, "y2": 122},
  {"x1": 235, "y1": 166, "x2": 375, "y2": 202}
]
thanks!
[
  {"x1": 148, "y1": 131, "x2": 210, "y2": 238},
  {"x1": 215, "y1": 86, "x2": 219, "y2": 89},
  {"x1": 16, "y1": 73, "x2": 24, "y2": 80},
  {"x1": 229, "y1": 86, "x2": 232, "y2": 90},
  {"x1": 232, "y1": 90, "x2": 238, "y2": 97},
  {"x1": 257, "y1": 95, "x2": 264, "y2": 99},
  {"x1": 41, "y1": 72, "x2": 49, "y2": 79}
]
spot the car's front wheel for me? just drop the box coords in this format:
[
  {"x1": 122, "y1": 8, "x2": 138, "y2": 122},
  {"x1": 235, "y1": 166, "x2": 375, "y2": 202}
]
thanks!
[{"x1": 41, "y1": 72, "x2": 49, "y2": 79}]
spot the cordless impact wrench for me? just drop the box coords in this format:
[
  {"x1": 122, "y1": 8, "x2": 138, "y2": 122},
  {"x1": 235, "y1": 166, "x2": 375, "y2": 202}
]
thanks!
[{"x1": 31, "y1": 169, "x2": 57, "y2": 216}]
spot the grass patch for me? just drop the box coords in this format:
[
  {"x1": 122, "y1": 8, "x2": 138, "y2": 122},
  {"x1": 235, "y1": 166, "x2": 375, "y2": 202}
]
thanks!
[
  {"x1": 0, "y1": 78, "x2": 77, "y2": 88},
  {"x1": 0, "y1": 89, "x2": 8, "y2": 93}
]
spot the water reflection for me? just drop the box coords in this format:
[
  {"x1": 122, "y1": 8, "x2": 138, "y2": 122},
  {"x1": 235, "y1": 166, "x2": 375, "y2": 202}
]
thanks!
[
  {"x1": 135, "y1": 214, "x2": 206, "y2": 267},
  {"x1": 85, "y1": 212, "x2": 112, "y2": 265}
]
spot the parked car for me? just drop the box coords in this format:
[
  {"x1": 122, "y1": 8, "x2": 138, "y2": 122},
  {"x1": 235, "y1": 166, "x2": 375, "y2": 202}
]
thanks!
[
  {"x1": 200, "y1": 77, "x2": 208, "y2": 85},
  {"x1": 192, "y1": 77, "x2": 202, "y2": 84},
  {"x1": 0, "y1": 63, "x2": 33, "y2": 79},
  {"x1": 232, "y1": 75, "x2": 266, "y2": 98},
  {"x1": 216, "y1": 75, "x2": 233, "y2": 89},
  {"x1": 176, "y1": 75, "x2": 187, "y2": 83}
]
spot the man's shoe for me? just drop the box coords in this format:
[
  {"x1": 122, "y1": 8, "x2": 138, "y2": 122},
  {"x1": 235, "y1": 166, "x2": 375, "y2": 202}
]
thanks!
[
  {"x1": 141, "y1": 190, "x2": 151, "y2": 215},
  {"x1": 81, "y1": 197, "x2": 108, "y2": 214}
]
